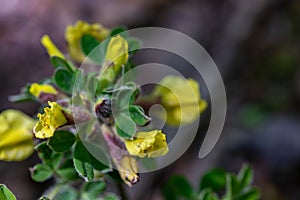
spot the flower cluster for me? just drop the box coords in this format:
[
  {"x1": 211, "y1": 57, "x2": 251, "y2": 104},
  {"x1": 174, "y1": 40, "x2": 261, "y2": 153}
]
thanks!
[{"x1": 1, "y1": 20, "x2": 207, "y2": 199}]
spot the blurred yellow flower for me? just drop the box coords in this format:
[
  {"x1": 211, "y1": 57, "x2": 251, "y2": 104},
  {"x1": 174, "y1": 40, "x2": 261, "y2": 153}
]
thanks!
[
  {"x1": 153, "y1": 76, "x2": 207, "y2": 126},
  {"x1": 114, "y1": 155, "x2": 139, "y2": 187},
  {"x1": 105, "y1": 35, "x2": 129, "y2": 72},
  {"x1": 125, "y1": 130, "x2": 168, "y2": 158},
  {"x1": 65, "y1": 20, "x2": 110, "y2": 62},
  {"x1": 0, "y1": 110, "x2": 35, "y2": 161},
  {"x1": 33, "y1": 101, "x2": 67, "y2": 139},
  {"x1": 40, "y1": 35, "x2": 65, "y2": 59},
  {"x1": 29, "y1": 83, "x2": 57, "y2": 98}
]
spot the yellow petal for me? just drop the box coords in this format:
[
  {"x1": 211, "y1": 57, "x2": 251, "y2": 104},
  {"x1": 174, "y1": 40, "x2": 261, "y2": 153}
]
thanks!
[
  {"x1": 153, "y1": 76, "x2": 207, "y2": 126},
  {"x1": 41, "y1": 35, "x2": 65, "y2": 59},
  {"x1": 105, "y1": 35, "x2": 129, "y2": 72},
  {"x1": 0, "y1": 110, "x2": 35, "y2": 161},
  {"x1": 29, "y1": 83, "x2": 57, "y2": 98},
  {"x1": 125, "y1": 130, "x2": 168, "y2": 158},
  {"x1": 65, "y1": 20, "x2": 110, "y2": 62},
  {"x1": 115, "y1": 156, "x2": 139, "y2": 187},
  {"x1": 33, "y1": 102, "x2": 67, "y2": 139}
]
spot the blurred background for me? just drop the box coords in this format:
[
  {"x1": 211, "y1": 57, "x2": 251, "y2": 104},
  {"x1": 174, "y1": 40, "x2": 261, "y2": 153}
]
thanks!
[{"x1": 0, "y1": 0, "x2": 300, "y2": 199}]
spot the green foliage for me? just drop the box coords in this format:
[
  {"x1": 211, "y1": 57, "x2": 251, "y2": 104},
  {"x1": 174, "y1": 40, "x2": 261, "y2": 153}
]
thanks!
[
  {"x1": 8, "y1": 84, "x2": 35, "y2": 103},
  {"x1": 81, "y1": 34, "x2": 108, "y2": 64},
  {"x1": 54, "y1": 68, "x2": 74, "y2": 94},
  {"x1": 115, "y1": 113, "x2": 137, "y2": 139},
  {"x1": 113, "y1": 82, "x2": 151, "y2": 139},
  {"x1": 48, "y1": 130, "x2": 76, "y2": 153},
  {"x1": 163, "y1": 164, "x2": 260, "y2": 200},
  {"x1": 0, "y1": 184, "x2": 16, "y2": 200},
  {"x1": 73, "y1": 141, "x2": 95, "y2": 181},
  {"x1": 50, "y1": 56, "x2": 75, "y2": 72},
  {"x1": 35, "y1": 142, "x2": 64, "y2": 169},
  {"x1": 31, "y1": 164, "x2": 53, "y2": 182},
  {"x1": 110, "y1": 27, "x2": 128, "y2": 38},
  {"x1": 80, "y1": 181, "x2": 106, "y2": 199},
  {"x1": 199, "y1": 169, "x2": 226, "y2": 192},
  {"x1": 163, "y1": 175, "x2": 197, "y2": 200},
  {"x1": 129, "y1": 105, "x2": 151, "y2": 126},
  {"x1": 73, "y1": 141, "x2": 110, "y2": 182}
]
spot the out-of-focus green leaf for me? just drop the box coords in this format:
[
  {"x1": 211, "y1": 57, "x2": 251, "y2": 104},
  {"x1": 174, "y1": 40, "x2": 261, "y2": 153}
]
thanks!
[
  {"x1": 35, "y1": 142, "x2": 63, "y2": 169},
  {"x1": 0, "y1": 184, "x2": 16, "y2": 200},
  {"x1": 81, "y1": 34, "x2": 107, "y2": 64},
  {"x1": 110, "y1": 27, "x2": 127, "y2": 38},
  {"x1": 81, "y1": 181, "x2": 106, "y2": 199},
  {"x1": 50, "y1": 56, "x2": 75, "y2": 72},
  {"x1": 199, "y1": 169, "x2": 226, "y2": 192},
  {"x1": 103, "y1": 193, "x2": 120, "y2": 200},
  {"x1": 163, "y1": 175, "x2": 196, "y2": 200},
  {"x1": 30, "y1": 164, "x2": 53, "y2": 182},
  {"x1": 199, "y1": 189, "x2": 219, "y2": 200},
  {"x1": 54, "y1": 68, "x2": 74, "y2": 94},
  {"x1": 57, "y1": 156, "x2": 80, "y2": 181},
  {"x1": 8, "y1": 85, "x2": 35, "y2": 103},
  {"x1": 238, "y1": 164, "x2": 253, "y2": 189},
  {"x1": 127, "y1": 37, "x2": 141, "y2": 54},
  {"x1": 53, "y1": 186, "x2": 77, "y2": 200}
]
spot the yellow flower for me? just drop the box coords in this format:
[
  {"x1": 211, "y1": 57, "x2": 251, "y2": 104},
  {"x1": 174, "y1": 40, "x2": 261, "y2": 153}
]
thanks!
[
  {"x1": 125, "y1": 130, "x2": 168, "y2": 158},
  {"x1": 153, "y1": 76, "x2": 207, "y2": 126},
  {"x1": 65, "y1": 20, "x2": 110, "y2": 62},
  {"x1": 105, "y1": 35, "x2": 129, "y2": 72},
  {"x1": 40, "y1": 35, "x2": 65, "y2": 59},
  {"x1": 114, "y1": 155, "x2": 139, "y2": 187},
  {"x1": 33, "y1": 102, "x2": 67, "y2": 139},
  {"x1": 0, "y1": 110, "x2": 35, "y2": 161},
  {"x1": 29, "y1": 83, "x2": 57, "y2": 98}
]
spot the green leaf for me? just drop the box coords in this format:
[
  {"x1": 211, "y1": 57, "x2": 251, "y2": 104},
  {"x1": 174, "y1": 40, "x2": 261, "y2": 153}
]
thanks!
[
  {"x1": 110, "y1": 27, "x2": 127, "y2": 38},
  {"x1": 236, "y1": 188, "x2": 260, "y2": 200},
  {"x1": 163, "y1": 175, "x2": 196, "y2": 200},
  {"x1": 48, "y1": 130, "x2": 76, "y2": 153},
  {"x1": 81, "y1": 34, "x2": 107, "y2": 64},
  {"x1": 238, "y1": 164, "x2": 253, "y2": 189},
  {"x1": 30, "y1": 164, "x2": 53, "y2": 182},
  {"x1": 223, "y1": 175, "x2": 232, "y2": 200},
  {"x1": 8, "y1": 93, "x2": 35, "y2": 103},
  {"x1": 73, "y1": 69, "x2": 86, "y2": 93},
  {"x1": 129, "y1": 105, "x2": 151, "y2": 126},
  {"x1": 54, "y1": 68, "x2": 74, "y2": 94},
  {"x1": 127, "y1": 37, "x2": 141, "y2": 54},
  {"x1": 57, "y1": 157, "x2": 80, "y2": 181},
  {"x1": 8, "y1": 84, "x2": 35, "y2": 103},
  {"x1": 35, "y1": 142, "x2": 63, "y2": 169},
  {"x1": 0, "y1": 184, "x2": 16, "y2": 200},
  {"x1": 115, "y1": 83, "x2": 139, "y2": 109},
  {"x1": 73, "y1": 141, "x2": 94, "y2": 181},
  {"x1": 199, "y1": 169, "x2": 226, "y2": 192},
  {"x1": 57, "y1": 167, "x2": 79, "y2": 181},
  {"x1": 53, "y1": 186, "x2": 77, "y2": 200},
  {"x1": 81, "y1": 181, "x2": 106, "y2": 199},
  {"x1": 115, "y1": 113, "x2": 136, "y2": 139},
  {"x1": 199, "y1": 189, "x2": 219, "y2": 200},
  {"x1": 81, "y1": 34, "x2": 100, "y2": 55},
  {"x1": 51, "y1": 56, "x2": 74, "y2": 72},
  {"x1": 103, "y1": 193, "x2": 120, "y2": 200}
]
